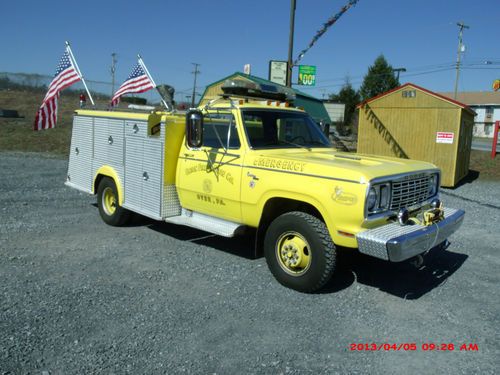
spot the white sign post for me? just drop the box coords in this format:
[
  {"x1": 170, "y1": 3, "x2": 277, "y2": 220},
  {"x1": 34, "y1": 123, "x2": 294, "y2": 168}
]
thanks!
[{"x1": 269, "y1": 60, "x2": 287, "y2": 86}]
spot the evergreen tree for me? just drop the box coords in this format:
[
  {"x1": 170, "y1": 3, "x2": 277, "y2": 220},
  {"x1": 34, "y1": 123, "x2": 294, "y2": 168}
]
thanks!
[
  {"x1": 359, "y1": 55, "x2": 399, "y2": 101},
  {"x1": 329, "y1": 78, "x2": 360, "y2": 128}
]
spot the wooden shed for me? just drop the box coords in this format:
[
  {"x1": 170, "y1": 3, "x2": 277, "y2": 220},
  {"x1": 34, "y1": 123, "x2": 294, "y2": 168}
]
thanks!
[{"x1": 357, "y1": 83, "x2": 475, "y2": 187}]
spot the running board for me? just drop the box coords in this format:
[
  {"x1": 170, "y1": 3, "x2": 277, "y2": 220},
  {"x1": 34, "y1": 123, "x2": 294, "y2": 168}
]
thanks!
[{"x1": 164, "y1": 209, "x2": 244, "y2": 237}]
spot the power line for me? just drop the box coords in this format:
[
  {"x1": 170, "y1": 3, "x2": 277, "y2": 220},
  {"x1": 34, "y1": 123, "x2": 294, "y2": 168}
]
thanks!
[{"x1": 299, "y1": 66, "x2": 457, "y2": 90}]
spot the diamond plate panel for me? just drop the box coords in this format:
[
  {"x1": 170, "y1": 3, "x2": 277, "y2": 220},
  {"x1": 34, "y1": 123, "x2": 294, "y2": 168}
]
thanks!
[
  {"x1": 162, "y1": 184, "x2": 181, "y2": 217},
  {"x1": 165, "y1": 209, "x2": 243, "y2": 237}
]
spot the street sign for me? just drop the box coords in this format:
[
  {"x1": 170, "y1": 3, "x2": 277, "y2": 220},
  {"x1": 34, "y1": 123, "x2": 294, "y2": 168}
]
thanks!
[
  {"x1": 269, "y1": 61, "x2": 287, "y2": 86},
  {"x1": 493, "y1": 79, "x2": 500, "y2": 91},
  {"x1": 298, "y1": 65, "x2": 316, "y2": 86}
]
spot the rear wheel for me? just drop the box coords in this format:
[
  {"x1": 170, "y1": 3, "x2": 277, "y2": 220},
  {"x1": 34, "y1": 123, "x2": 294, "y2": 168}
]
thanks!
[
  {"x1": 97, "y1": 177, "x2": 130, "y2": 226},
  {"x1": 264, "y1": 211, "x2": 336, "y2": 292}
]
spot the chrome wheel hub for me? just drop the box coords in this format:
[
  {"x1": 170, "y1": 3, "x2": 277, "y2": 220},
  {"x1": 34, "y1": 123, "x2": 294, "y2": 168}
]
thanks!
[{"x1": 276, "y1": 231, "x2": 311, "y2": 276}]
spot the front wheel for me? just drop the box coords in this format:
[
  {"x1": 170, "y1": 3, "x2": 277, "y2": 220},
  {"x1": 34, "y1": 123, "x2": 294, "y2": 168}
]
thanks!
[
  {"x1": 96, "y1": 177, "x2": 131, "y2": 226},
  {"x1": 264, "y1": 211, "x2": 336, "y2": 292}
]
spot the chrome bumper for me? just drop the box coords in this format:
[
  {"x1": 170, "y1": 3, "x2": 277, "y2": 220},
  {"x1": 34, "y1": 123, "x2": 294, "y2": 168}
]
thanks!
[{"x1": 356, "y1": 208, "x2": 465, "y2": 262}]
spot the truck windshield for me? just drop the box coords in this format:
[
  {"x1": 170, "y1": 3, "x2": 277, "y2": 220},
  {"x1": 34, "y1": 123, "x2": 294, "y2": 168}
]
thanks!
[{"x1": 242, "y1": 110, "x2": 331, "y2": 149}]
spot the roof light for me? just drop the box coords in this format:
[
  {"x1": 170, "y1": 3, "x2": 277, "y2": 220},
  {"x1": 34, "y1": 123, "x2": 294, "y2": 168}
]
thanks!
[{"x1": 221, "y1": 79, "x2": 296, "y2": 101}]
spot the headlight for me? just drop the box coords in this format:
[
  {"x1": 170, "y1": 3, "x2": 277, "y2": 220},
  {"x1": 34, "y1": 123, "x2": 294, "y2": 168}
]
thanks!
[
  {"x1": 366, "y1": 183, "x2": 391, "y2": 214},
  {"x1": 429, "y1": 174, "x2": 439, "y2": 197},
  {"x1": 367, "y1": 187, "x2": 377, "y2": 211},
  {"x1": 379, "y1": 184, "x2": 390, "y2": 208}
]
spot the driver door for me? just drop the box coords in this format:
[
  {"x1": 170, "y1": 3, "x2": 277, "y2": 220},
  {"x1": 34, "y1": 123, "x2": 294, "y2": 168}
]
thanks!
[{"x1": 177, "y1": 111, "x2": 243, "y2": 222}]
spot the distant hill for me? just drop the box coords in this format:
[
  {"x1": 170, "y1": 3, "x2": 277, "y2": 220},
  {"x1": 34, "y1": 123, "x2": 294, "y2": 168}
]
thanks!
[{"x1": 0, "y1": 89, "x2": 109, "y2": 155}]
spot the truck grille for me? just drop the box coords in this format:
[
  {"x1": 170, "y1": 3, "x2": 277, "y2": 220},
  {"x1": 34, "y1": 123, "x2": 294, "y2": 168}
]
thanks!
[{"x1": 390, "y1": 175, "x2": 432, "y2": 210}]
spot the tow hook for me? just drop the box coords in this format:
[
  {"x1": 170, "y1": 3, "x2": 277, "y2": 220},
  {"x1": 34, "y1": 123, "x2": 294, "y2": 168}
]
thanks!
[{"x1": 409, "y1": 254, "x2": 424, "y2": 268}]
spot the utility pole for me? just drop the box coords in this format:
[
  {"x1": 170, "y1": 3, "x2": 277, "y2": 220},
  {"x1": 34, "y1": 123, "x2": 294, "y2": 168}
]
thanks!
[
  {"x1": 286, "y1": 0, "x2": 296, "y2": 87},
  {"x1": 111, "y1": 53, "x2": 117, "y2": 97},
  {"x1": 454, "y1": 21, "x2": 469, "y2": 100},
  {"x1": 191, "y1": 63, "x2": 201, "y2": 108},
  {"x1": 393, "y1": 67, "x2": 406, "y2": 82}
]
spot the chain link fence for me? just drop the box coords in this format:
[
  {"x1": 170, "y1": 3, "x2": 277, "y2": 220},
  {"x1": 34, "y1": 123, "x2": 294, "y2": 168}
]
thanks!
[{"x1": 0, "y1": 72, "x2": 198, "y2": 106}]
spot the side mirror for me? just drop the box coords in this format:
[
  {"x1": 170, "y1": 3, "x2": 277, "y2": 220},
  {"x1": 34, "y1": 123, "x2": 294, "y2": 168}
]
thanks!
[{"x1": 186, "y1": 110, "x2": 203, "y2": 148}]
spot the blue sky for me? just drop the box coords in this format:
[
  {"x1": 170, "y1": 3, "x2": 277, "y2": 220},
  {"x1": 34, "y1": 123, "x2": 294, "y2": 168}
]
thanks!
[{"x1": 1, "y1": 0, "x2": 499, "y2": 101}]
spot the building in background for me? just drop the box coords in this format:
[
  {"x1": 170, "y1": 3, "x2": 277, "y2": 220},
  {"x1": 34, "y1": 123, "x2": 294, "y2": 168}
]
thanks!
[
  {"x1": 322, "y1": 101, "x2": 345, "y2": 124},
  {"x1": 199, "y1": 72, "x2": 330, "y2": 126},
  {"x1": 438, "y1": 92, "x2": 500, "y2": 138},
  {"x1": 357, "y1": 83, "x2": 475, "y2": 187}
]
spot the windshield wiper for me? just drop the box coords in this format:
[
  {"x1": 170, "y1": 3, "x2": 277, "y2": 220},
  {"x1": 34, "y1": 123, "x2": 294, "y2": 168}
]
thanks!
[
  {"x1": 277, "y1": 140, "x2": 311, "y2": 151},
  {"x1": 307, "y1": 140, "x2": 330, "y2": 147}
]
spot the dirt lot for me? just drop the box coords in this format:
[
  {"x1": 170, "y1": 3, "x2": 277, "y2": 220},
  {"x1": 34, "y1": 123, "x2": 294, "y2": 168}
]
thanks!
[{"x1": 0, "y1": 152, "x2": 499, "y2": 374}]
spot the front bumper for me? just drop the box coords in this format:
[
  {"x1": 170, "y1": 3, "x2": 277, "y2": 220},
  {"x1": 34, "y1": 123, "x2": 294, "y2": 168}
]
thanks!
[{"x1": 356, "y1": 207, "x2": 465, "y2": 262}]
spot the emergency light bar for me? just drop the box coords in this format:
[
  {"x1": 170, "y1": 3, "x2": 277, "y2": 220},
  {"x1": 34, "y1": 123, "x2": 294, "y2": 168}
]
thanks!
[{"x1": 221, "y1": 79, "x2": 296, "y2": 102}]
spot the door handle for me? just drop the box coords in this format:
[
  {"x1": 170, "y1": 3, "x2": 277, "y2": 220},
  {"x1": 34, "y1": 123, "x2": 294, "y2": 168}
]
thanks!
[
  {"x1": 184, "y1": 153, "x2": 194, "y2": 158},
  {"x1": 247, "y1": 172, "x2": 259, "y2": 180},
  {"x1": 143, "y1": 172, "x2": 149, "y2": 181}
]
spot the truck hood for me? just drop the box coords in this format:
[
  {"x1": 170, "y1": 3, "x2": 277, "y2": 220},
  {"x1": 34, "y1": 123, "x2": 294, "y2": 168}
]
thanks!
[{"x1": 249, "y1": 148, "x2": 438, "y2": 183}]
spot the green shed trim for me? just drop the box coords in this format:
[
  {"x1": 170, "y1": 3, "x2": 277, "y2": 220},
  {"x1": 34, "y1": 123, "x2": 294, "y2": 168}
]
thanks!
[{"x1": 199, "y1": 72, "x2": 331, "y2": 123}]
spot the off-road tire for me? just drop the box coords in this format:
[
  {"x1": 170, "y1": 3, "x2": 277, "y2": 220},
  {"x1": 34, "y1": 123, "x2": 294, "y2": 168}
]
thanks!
[
  {"x1": 96, "y1": 177, "x2": 131, "y2": 226},
  {"x1": 264, "y1": 211, "x2": 336, "y2": 292}
]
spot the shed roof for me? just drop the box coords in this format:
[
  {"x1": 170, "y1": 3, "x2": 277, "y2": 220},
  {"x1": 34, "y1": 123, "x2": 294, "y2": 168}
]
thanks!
[
  {"x1": 437, "y1": 91, "x2": 500, "y2": 106},
  {"x1": 199, "y1": 72, "x2": 330, "y2": 123},
  {"x1": 358, "y1": 83, "x2": 476, "y2": 116}
]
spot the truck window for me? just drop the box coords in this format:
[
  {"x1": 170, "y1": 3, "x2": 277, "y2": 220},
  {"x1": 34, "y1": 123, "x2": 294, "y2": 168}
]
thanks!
[
  {"x1": 242, "y1": 110, "x2": 331, "y2": 149},
  {"x1": 203, "y1": 113, "x2": 240, "y2": 149}
]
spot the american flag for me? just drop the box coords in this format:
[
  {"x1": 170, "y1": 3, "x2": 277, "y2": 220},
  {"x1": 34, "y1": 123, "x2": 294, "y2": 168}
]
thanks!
[
  {"x1": 111, "y1": 63, "x2": 155, "y2": 106},
  {"x1": 34, "y1": 49, "x2": 81, "y2": 131}
]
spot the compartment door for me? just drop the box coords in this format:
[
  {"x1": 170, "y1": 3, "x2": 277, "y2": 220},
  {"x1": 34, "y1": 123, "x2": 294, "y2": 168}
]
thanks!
[{"x1": 67, "y1": 116, "x2": 93, "y2": 192}]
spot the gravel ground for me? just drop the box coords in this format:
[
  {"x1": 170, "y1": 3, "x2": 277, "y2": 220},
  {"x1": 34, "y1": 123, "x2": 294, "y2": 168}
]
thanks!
[{"x1": 1, "y1": 152, "x2": 499, "y2": 374}]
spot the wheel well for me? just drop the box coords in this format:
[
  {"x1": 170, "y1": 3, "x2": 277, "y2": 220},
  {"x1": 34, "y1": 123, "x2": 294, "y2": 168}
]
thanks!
[
  {"x1": 93, "y1": 174, "x2": 106, "y2": 195},
  {"x1": 254, "y1": 198, "x2": 324, "y2": 258}
]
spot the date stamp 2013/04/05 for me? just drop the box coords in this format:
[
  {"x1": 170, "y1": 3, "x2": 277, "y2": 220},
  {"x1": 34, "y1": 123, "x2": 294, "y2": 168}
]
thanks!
[{"x1": 349, "y1": 343, "x2": 479, "y2": 352}]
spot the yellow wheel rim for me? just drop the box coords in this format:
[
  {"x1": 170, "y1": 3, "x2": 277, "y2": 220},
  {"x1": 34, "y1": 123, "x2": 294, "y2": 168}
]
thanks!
[
  {"x1": 276, "y1": 231, "x2": 311, "y2": 276},
  {"x1": 102, "y1": 187, "x2": 117, "y2": 216}
]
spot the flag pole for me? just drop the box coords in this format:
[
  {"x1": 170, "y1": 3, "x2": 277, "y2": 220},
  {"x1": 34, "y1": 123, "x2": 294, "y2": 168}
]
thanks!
[
  {"x1": 65, "y1": 41, "x2": 95, "y2": 105},
  {"x1": 137, "y1": 54, "x2": 171, "y2": 111}
]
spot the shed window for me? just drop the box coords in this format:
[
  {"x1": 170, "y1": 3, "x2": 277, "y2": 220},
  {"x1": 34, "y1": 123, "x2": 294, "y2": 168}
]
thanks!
[{"x1": 402, "y1": 90, "x2": 416, "y2": 98}]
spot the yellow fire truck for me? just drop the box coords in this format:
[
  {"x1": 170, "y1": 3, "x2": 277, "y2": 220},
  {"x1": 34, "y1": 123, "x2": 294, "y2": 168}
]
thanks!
[{"x1": 66, "y1": 80, "x2": 464, "y2": 292}]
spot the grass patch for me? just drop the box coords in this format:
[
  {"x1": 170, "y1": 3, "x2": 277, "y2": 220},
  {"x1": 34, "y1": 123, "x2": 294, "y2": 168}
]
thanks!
[
  {"x1": 0, "y1": 89, "x2": 108, "y2": 156},
  {"x1": 469, "y1": 150, "x2": 500, "y2": 181}
]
